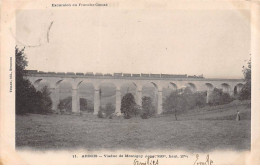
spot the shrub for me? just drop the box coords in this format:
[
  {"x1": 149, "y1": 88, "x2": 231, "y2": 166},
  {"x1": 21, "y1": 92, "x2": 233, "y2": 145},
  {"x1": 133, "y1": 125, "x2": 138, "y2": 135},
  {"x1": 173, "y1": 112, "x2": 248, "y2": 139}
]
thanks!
[
  {"x1": 163, "y1": 91, "x2": 188, "y2": 118},
  {"x1": 222, "y1": 93, "x2": 233, "y2": 104},
  {"x1": 58, "y1": 97, "x2": 72, "y2": 113},
  {"x1": 141, "y1": 113, "x2": 149, "y2": 119},
  {"x1": 133, "y1": 104, "x2": 142, "y2": 116},
  {"x1": 97, "y1": 107, "x2": 104, "y2": 118},
  {"x1": 141, "y1": 96, "x2": 155, "y2": 119},
  {"x1": 208, "y1": 88, "x2": 233, "y2": 106},
  {"x1": 121, "y1": 93, "x2": 136, "y2": 118},
  {"x1": 239, "y1": 81, "x2": 251, "y2": 100},
  {"x1": 162, "y1": 89, "x2": 207, "y2": 120},
  {"x1": 104, "y1": 102, "x2": 115, "y2": 117},
  {"x1": 58, "y1": 97, "x2": 94, "y2": 113},
  {"x1": 124, "y1": 115, "x2": 132, "y2": 119},
  {"x1": 36, "y1": 86, "x2": 52, "y2": 114},
  {"x1": 194, "y1": 92, "x2": 207, "y2": 108}
]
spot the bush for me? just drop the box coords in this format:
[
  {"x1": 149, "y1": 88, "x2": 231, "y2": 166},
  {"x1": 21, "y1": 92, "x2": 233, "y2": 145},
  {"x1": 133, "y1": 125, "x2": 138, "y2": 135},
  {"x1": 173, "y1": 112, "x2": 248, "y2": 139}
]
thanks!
[
  {"x1": 239, "y1": 81, "x2": 251, "y2": 100},
  {"x1": 124, "y1": 115, "x2": 132, "y2": 119},
  {"x1": 208, "y1": 88, "x2": 233, "y2": 106},
  {"x1": 162, "y1": 89, "x2": 207, "y2": 120},
  {"x1": 133, "y1": 104, "x2": 142, "y2": 116},
  {"x1": 193, "y1": 92, "x2": 207, "y2": 108},
  {"x1": 141, "y1": 113, "x2": 149, "y2": 119},
  {"x1": 58, "y1": 97, "x2": 72, "y2": 113},
  {"x1": 141, "y1": 96, "x2": 156, "y2": 119},
  {"x1": 35, "y1": 86, "x2": 52, "y2": 114},
  {"x1": 121, "y1": 93, "x2": 136, "y2": 118},
  {"x1": 163, "y1": 91, "x2": 188, "y2": 117},
  {"x1": 104, "y1": 102, "x2": 115, "y2": 117},
  {"x1": 97, "y1": 107, "x2": 104, "y2": 118}
]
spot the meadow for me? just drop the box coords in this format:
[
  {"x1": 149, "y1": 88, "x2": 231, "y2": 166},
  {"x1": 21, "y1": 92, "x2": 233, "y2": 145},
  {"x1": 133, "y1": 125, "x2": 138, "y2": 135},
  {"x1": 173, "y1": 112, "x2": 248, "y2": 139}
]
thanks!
[{"x1": 16, "y1": 100, "x2": 251, "y2": 152}]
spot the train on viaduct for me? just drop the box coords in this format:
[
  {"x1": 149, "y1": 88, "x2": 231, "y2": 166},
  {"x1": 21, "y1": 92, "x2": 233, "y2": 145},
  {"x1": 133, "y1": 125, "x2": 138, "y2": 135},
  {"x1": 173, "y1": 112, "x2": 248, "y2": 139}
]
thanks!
[{"x1": 25, "y1": 70, "x2": 244, "y2": 115}]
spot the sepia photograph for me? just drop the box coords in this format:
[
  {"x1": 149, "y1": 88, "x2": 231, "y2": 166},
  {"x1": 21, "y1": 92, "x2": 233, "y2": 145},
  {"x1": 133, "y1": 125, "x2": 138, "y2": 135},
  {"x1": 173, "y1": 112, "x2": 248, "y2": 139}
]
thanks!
[
  {"x1": 15, "y1": 9, "x2": 251, "y2": 152},
  {"x1": 1, "y1": 0, "x2": 260, "y2": 165}
]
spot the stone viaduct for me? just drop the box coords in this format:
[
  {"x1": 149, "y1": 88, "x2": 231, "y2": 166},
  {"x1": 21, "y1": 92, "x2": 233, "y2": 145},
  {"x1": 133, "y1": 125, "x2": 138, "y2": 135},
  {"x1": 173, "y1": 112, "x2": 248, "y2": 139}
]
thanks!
[{"x1": 25, "y1": 71, "x2": 245, "y2": 115}]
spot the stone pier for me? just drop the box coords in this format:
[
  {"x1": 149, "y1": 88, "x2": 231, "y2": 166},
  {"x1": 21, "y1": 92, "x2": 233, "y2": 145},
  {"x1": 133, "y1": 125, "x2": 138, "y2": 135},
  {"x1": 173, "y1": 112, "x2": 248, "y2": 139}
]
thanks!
[{"x1": 26, "y1": 71, "x2": 245, "y2": 115}]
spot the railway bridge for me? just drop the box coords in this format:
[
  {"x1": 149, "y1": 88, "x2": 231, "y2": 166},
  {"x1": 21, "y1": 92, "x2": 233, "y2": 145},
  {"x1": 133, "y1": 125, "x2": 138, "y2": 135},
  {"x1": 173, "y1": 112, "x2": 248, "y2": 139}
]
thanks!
[{"x1": 25, "y1": 71, "x2": 244, "y2": 115}]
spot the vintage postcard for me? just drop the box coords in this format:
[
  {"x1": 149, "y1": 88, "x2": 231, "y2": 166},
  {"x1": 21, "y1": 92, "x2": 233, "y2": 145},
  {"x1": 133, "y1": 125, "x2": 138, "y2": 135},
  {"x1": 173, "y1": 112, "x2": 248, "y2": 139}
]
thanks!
[{"x1": 1, "y1": 0, "x2": 260, "y2": 165}]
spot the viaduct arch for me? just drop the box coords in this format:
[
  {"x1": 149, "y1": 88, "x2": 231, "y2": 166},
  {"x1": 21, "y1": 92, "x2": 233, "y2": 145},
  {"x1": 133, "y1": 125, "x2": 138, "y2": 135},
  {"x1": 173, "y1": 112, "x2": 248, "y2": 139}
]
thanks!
[{"x1": 26, "y1": 71, "x2": 245, "y2": 115}]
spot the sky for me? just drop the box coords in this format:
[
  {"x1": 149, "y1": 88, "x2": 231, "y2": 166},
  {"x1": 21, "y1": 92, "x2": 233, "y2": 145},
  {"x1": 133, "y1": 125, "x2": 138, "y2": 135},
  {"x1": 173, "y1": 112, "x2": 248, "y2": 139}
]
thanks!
[{"x1": 16, "y1": 9, "x2": 251, "y2": 79}]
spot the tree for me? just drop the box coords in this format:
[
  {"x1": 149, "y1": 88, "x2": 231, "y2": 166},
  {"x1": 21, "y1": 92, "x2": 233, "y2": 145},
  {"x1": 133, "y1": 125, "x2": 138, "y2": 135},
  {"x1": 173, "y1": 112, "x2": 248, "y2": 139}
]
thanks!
[
  {"x1": 16, "y1": 47, "x2": 34, "y2": 114},
  {"x1": 194, "y1": 92, "x2": 207, "y2": 107},
  {"x1": 163, "y1": 88, "x2": 207, "y2": 120},
  {"x1": 58, "y1": 97, "x2": 72, "y2": 113},
  {"x1": 141, "y1": 96, "x2": 155, "y2": 119},
  {"x1": 208, "y1": 88, "x2": 233, "y2": 106},
  {"x1": 36, "y1": 86, "x2": 53, "y2": 114},
  {"x1": 121, "y1": 93, "x2": 136, "y2": 118},
  {"x1": 16, "y1": 47, "x2": 28, "y2": 79},
  {"x1": 208, "y1": 88, "x2": 222, "y2": 105},
  {"x1": 239, "y1": 58, "x2": 251, "y2": 100},
  {"x1": 162, "y1": 91, "x2": 187, "y2": 120},
  {"x1": 15, "y1": 46, "x2": 52, "y2": 114}
]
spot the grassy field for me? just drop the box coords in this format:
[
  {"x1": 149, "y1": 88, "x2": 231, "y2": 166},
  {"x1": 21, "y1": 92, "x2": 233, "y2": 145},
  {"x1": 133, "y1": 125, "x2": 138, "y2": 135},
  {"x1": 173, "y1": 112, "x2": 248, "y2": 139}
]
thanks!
[{"x1": 16, "y1": 100, "x2": 251, "y2": 152}]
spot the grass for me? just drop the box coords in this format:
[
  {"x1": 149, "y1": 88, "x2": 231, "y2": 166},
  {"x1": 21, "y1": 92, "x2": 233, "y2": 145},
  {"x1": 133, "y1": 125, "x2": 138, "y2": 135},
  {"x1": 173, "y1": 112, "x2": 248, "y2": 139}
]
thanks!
[{"x1": 16, "y1": 100, "x2": 251, "y2": 152}]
